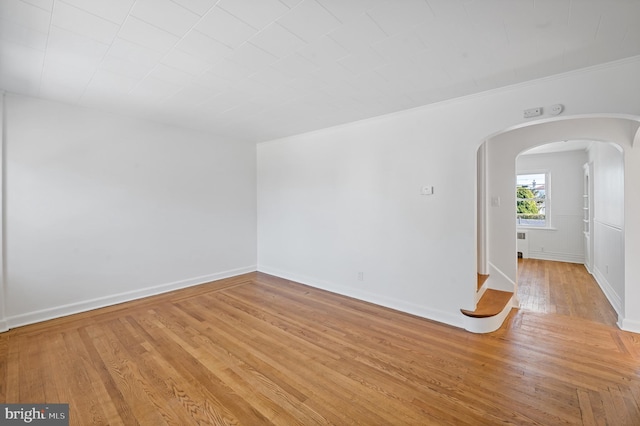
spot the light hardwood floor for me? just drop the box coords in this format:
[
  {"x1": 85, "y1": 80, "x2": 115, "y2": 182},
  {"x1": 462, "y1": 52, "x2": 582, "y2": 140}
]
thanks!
[{"x1": 1, "y1": 260, "x2": 639, "y2": 425}]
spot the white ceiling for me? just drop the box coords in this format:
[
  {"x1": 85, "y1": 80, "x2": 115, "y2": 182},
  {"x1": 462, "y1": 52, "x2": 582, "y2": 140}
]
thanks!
[{"x1": 1, "y1": 0, "x2": 639, "y2": 143}]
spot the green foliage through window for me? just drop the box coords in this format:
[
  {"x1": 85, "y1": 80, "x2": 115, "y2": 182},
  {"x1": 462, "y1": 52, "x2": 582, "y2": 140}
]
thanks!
[{"x1": 517, "y1": 173, "x2": 546, "y2": 226}]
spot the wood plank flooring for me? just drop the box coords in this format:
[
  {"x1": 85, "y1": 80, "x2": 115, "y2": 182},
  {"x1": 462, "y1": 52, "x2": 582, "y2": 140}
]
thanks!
[
  {"x1": 1, "y1": 260, "x2": 639, "y2": 425},
  {"x1": 517, "y1": 258, "x2": 619, "y2": 325}
]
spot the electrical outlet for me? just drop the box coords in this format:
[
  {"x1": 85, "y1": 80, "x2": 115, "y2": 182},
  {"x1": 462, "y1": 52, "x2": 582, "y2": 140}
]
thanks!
[
  {"x1": 357, "y1": 272, "x2": 364, "y2": 281},
  {"x1": 523, "y1": 107, "x2": 542, "y2": 118}
]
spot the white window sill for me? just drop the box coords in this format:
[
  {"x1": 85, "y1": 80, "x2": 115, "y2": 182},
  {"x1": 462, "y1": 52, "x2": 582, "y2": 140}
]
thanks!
[{"x1": 517, "y1": 226, "x2": 557, "y2": 231}]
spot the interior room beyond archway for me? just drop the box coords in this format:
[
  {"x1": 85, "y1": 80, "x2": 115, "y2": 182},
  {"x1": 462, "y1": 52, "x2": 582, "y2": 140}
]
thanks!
[{"x1": 474, "y1": 116, "x2": 639, "y2": 333}]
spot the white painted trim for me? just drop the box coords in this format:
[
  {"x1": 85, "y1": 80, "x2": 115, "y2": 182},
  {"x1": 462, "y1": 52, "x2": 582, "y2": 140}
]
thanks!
[
  {"x1": 3, "y1": 265, "x2": 256, "y2": 331},
  {"x1": 477, "y1": 143, "x2": 488, "y2": 275},
  {"x1": 619, "y1": 317, "x2": 640, "y2": 334},
  {"x1": 527, "y1": 251, "x2": 585, "y2": 264},
  {"x1": 462, "y1": 295, "x2": 515, "y2": 334},
  {"x1": 516, "y1": 226, "x2": 558, "y2": 231},
  {"x1": 584, "y1": 263, "x2": 593, "y2": 274},
  {"x1": 258, "y1": 266, "x2": 465, "y2": 329},
  {"x1": 475, "y1": 285, "x2": 488, "y2": 304},
  {"x1": 592, "y1": 266, "x2": 623, "y2": 316}
]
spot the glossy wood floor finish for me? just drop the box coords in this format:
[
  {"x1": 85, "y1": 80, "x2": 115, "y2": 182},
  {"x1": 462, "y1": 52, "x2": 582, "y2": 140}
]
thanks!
[{"x1": 2, "y1": 260, "x2": 639, "y2": 425}]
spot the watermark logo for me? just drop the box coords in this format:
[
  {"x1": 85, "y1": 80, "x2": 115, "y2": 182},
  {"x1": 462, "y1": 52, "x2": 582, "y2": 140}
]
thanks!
[{"x1": 0, "y1": 404, "x2": 68, "y2": 425}]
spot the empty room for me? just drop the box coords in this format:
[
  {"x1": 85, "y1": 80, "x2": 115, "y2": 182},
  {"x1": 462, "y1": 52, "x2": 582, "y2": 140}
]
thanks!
[{"x1": 1, "y1": 0, "x2": 640, "y2": 424}]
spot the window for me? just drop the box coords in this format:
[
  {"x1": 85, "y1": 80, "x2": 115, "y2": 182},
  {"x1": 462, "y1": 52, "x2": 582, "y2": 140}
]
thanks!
[{"x1": 517, "y1": 173, "x2": 547, "y2": 227}]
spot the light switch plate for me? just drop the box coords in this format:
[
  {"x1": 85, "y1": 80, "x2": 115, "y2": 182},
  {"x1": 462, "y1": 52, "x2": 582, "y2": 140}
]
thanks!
[{"x1": 421, "y1": 186, "x2": 434, "y2": 195}]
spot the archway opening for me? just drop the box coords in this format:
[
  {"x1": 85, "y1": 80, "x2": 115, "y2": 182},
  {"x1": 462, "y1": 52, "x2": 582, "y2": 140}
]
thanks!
[{"x1": 475, "y1": 115, "x2": 639, "y2": 330}]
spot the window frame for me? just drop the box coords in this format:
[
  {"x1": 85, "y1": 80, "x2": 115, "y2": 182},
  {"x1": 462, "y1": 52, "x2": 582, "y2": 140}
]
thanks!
[{"x1": 516, "y1": 170, "x2": 551, "y2": 229}]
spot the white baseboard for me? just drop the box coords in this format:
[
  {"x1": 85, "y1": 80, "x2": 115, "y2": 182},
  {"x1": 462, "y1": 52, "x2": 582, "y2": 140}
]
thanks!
[
  {"x1": 619, "y1": 317, "x2": 640, "y2": 334},
  {"x1": 3, "y1": 265, "x2": 256, "y2": 331},
  {"x1": 592, "y1": 266, "x2": 623, "y2": 316},
  {"x1": 257, "y1": 265, "x2": 465, "y2": 329},
  {"x1": 486, "y1": 262, "x2": 515, "y2": 292},
  {"x1": 527, "y1": 251, "x2": 585, "y2": 264}
]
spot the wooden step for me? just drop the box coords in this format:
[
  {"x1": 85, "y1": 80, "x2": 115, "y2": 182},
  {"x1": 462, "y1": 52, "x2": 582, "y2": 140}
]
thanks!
[
  {"x1": 477, "y1": 273, "x2": 489, "y2": 291},
  {"x1": 460, "y1": 289, "x2": 513, "y2": 318}
]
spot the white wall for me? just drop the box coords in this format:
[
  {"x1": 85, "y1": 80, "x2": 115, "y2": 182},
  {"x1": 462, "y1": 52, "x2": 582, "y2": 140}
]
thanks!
[
  {"x1": 258, "y1": 57, "x2": 640, "y2": 330},
  {"x1": 0, "y1": 93, "x2": 5, "y2": 331},
  {"x1": 588, "y1": 143, "x2": 624, "y2": 314},
  {"x1": 516, "y1": 150, "x2": 588, "y2": 263},
  {"x1": 624, "y1": 136, "x2": 640, "y2": 331},
  {"x1": 1, "y1": 94, "x2": 257, "y2": 329},
  {"x1": 258, "y1": 119, "x2": 477, "y2": 326}
]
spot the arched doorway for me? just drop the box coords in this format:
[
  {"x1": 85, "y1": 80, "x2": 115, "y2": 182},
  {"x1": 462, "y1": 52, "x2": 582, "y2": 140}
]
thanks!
[{"x1": 476, "y1": 115, "x2": 639, "y2": 331}]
